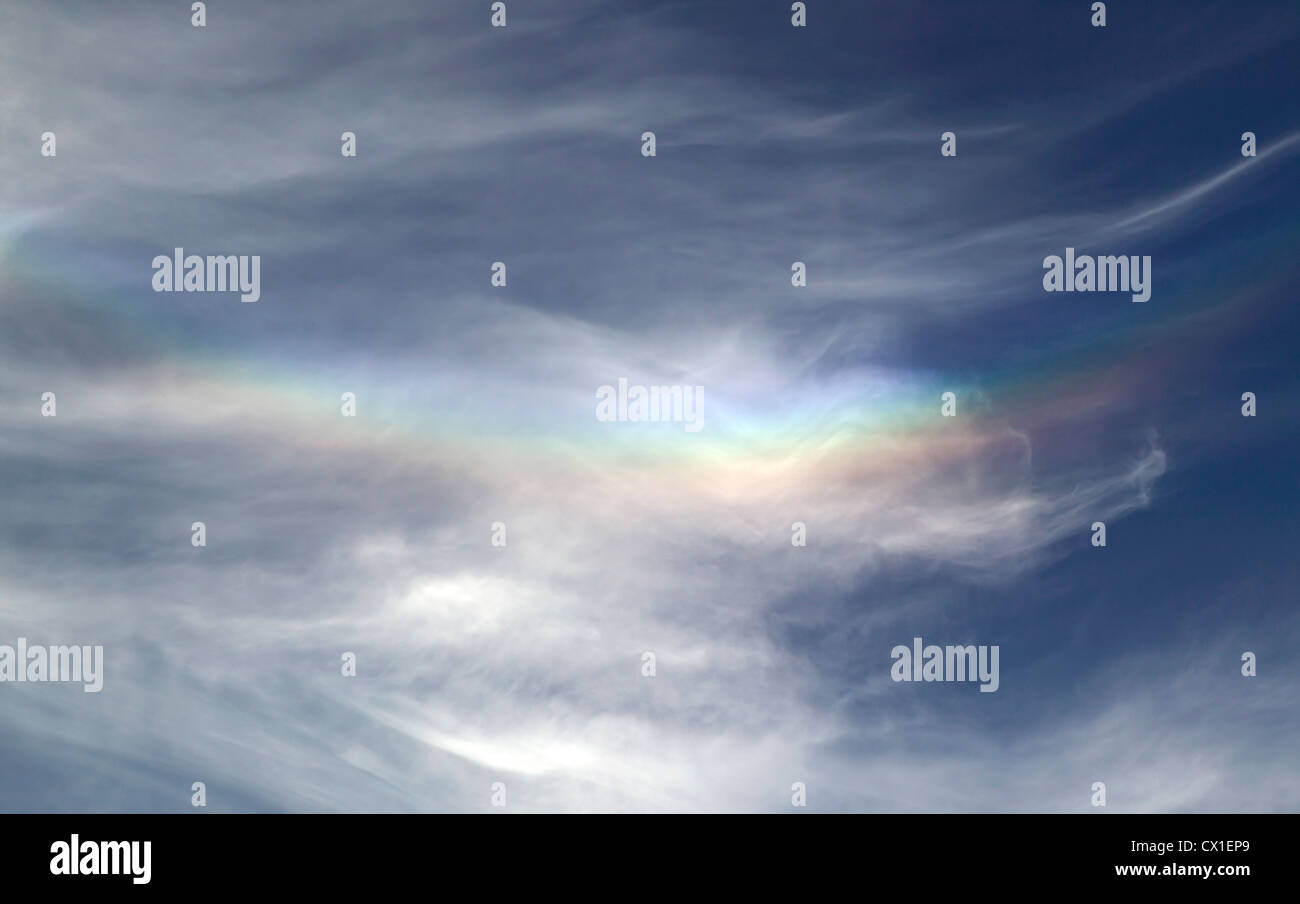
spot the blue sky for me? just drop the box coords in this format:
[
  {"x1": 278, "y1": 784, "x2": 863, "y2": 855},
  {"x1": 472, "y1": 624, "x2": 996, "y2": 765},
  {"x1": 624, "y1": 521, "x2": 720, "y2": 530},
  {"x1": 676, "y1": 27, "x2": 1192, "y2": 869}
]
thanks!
[{"x1": 0, "y1": 0, "x2": 1297, "y2": 811}]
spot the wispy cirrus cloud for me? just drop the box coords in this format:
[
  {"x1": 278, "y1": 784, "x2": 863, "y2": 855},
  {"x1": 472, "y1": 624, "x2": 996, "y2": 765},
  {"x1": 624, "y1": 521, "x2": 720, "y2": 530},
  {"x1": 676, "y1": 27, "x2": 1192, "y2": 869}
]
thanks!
[{"x1": 0, "y1": 0, "x2": 1296, "y2": 813}]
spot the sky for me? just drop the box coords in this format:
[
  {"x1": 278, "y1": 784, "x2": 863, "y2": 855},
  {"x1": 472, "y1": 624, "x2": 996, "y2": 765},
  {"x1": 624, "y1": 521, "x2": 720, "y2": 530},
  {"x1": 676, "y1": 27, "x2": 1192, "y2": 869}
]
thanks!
[{"x1": 0, "y1": 0, "x2": 1297, "y2": 812}]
